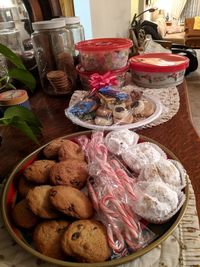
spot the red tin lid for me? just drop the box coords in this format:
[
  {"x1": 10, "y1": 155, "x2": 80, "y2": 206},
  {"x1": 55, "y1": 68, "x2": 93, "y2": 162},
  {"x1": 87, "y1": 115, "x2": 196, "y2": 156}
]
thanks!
[
  {"x1": 75, "y1": 38, "x2": 133, "y2": 52},
  {"x1": 129, "y1": 53, "x2": 189, "y2": 72},
  {"x1": 0, "y1": 90, "x2": 29, "y2": 106}
]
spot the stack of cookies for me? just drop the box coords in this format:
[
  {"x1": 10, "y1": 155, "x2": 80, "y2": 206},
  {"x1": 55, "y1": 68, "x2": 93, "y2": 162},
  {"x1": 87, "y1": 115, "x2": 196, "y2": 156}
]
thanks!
[
  {"x1": 47, "y1": 70, "x2": 73, "y2": 94},
  {"x1": 12, "y1": 138, "x2": 111, "y2": 263}
]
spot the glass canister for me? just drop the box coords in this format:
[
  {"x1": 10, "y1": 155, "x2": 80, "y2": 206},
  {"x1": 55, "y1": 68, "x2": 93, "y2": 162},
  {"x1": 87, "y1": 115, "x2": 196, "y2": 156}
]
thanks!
[
  {"x1": 64, "y1": 16, "x2": 85, "y2": 57},
  {"x1": 0, "y1": 21, "x2": 24, "y2": 76},
  {"x1": 31, "y1": 19, "x2": 76, "y2": 95},
  {"x1": 0, "y1": 21, "x2": 24, "y2": 56}
]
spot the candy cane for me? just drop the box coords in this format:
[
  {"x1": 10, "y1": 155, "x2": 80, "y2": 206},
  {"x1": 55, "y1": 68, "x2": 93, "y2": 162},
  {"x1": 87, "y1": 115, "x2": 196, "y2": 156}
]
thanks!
[
  {"x1": 109, "y1": 159, "x2": 136, "y2": 201},
  {"x1": 80, "y1": 132, "x2": 144, "y2": 252},
  {"x1": 107, "y1": 222, "x2": 125, "y2": 253},
  {"x1": 87, "y1": 178, "x2": 99, "y2": 211}
]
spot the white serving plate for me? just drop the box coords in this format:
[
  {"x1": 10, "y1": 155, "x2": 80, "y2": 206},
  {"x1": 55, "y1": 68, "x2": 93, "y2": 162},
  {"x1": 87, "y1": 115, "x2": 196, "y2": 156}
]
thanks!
[{"x1": 65, "y1": 94, "x2": 163, "y2": 131}]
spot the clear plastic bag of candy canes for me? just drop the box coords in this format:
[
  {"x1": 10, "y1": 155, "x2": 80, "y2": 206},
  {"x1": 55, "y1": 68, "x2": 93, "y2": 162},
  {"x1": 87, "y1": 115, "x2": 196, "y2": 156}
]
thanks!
[{"x1": 77, "y1": 131, "x2": 156, "y2": 259}]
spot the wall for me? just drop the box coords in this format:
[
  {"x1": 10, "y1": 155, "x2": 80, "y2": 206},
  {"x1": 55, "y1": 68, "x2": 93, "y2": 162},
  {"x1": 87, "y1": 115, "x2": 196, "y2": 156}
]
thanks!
[
  {"x1": 131, "y1": 0, "x2": 139, "y2": 18},
  {"x1": 90, "y1": 0, "x2": 132, "y2": 38},
  {"x1": 73, "y1": 0, "x2": 92, "y2": 39},
  {"x1": 74, "y1": 0, "x2": 132, "y2": 39}
]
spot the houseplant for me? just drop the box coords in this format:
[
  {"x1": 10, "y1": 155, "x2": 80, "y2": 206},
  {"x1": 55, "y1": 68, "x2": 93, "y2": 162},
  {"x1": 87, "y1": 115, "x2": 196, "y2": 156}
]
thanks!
[{"x1": 0, "y1": 44, "x2": 42, "y2": 143}]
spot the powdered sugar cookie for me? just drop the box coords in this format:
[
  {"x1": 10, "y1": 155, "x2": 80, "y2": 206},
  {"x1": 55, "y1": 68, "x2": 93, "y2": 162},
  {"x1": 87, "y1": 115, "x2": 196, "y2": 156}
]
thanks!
[
  {"x1": 138, "y1": 158, "x2": 184, "y2": 189},
  {"x1": 133, "y1": 181, "x2": 185, "y2": 224},
  {"x1": 104, "y1": 129, "x2": 139, "y2": 155},
  {"x1": 121, "y1": 142, "x2": 167, "y2": 173}
]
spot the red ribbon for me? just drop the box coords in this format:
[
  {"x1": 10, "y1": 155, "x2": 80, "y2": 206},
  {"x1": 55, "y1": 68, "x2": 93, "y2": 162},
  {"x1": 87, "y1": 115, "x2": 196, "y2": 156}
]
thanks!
[{"x1": 89, "y1": 72, "x2": 118, "y2": 94}]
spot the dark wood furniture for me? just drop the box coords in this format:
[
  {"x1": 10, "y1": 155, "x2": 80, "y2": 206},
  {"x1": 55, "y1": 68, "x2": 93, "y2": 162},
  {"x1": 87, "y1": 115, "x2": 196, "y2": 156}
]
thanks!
[
  {"x1": 1, "y1": 82, "x2": 200, "y2": 220},
  {"x1": 23, "y1": 0, "x2": 62, "y2": 22}
]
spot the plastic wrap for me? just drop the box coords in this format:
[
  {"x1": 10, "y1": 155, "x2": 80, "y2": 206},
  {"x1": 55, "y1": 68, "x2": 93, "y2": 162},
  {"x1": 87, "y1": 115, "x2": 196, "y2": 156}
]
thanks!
[{"x1": 77, "y1": 131, "x2": 156, "y2": 257}]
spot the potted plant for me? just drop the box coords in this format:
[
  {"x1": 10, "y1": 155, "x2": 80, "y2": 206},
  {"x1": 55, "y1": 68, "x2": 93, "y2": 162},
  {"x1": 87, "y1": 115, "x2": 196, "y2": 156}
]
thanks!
[{"x1": 0, "y1": 44, "x2": 42, "y2": 143}]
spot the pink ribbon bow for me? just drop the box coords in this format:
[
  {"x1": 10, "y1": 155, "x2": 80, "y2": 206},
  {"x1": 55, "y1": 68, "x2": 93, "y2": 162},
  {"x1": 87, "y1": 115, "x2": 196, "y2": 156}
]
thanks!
[{"x1": 89, "y1": 72, "x2": 118, "y2": 94}]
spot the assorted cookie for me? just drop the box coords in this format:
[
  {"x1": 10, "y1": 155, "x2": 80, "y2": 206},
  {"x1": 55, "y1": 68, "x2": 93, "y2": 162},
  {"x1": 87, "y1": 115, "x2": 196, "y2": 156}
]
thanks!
[
  {"x1": 61, "y1": 220, "x2": 111, "y2": 263},
  {"x1": 11, "y1": 132, "x2": 187, "y2": 264},
  {"x1": 49, "y1": 186, "x2": 93, "y2": 219},
  {"x1": 12, "y1": 199, "x2": 38, "y2": 229},
  {"x1": 50, "y1": 159, "x2": 88, "y2": 189},
  {"x1": 33, "y1": 220, "x2": 70, "y2": 260},
  {"x1": 138, "y1": 158, "x2": 185, "y2": 189},
  {"x1": 133, "y1": 181, "x2": 186, "y2": 224},
  {"x1": 24, "y1": 160, "x2": 55, "y2": 184},
  {"x1": 47, "y1": 70, "x2": 72, "y2": 94},
  {"x1": 43, "y1": 138, "x2": 70, "y2": 159},
  {"x1": 121, "y1": 142, "x2": 167, "y2": 173},
  {"x1": 68, "y1": 86, "x2": 156, "y2": 126},
  {"x1": 18, "y1": 175, "x2": 35, "y2": 197},
  {"x1": 104, "y1": 129, "x2": 139, "y2": 155},
  {"x1": 58, "y1": 140, "x2": 85, "y2": 162},
  {"x1": 26, "y1": 185, "x2": 60, "y2": 219}
]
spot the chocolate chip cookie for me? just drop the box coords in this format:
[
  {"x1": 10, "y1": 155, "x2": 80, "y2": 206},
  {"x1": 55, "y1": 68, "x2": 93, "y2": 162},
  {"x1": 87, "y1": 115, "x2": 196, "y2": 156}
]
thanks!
[
  {"x1": 50, "y1": 159, "x2": 88, "y2": 189},
  {"x1": 49, "y1": 186, "x2": 93, "y2": 219},
  {"x1": 12, "y1": 199, "x2": 38, "y2": 228},
  {"x1": 61, "y1": 220, "x2": 111, "y2": 262},
  {"x1": 18, "y1": 175, "x2": 35, "y2": 197},
  {"x1": 26, "y1": 185, "x2": 60, "y2": 219},
  {"x1": 43, "y1": 138, "x2": 69, "y2": 159},
  {"x1": 33, "y1": 220, "x2": 70, "y2": 259},
  {"x1": 58, "y1": 140, "x2": 85, "y2": 162},
  {"x1": 23, "y1": 160, "x2": 55, "y2": 184}
]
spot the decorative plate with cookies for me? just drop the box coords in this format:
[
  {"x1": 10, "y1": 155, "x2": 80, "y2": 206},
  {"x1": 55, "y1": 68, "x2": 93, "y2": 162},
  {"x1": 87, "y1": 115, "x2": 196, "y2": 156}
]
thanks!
[
  {"x1": 65, "y1": 86, "x2": 162, "y2": 130},
  {"x1": 1, "y1": 130, "x2": 188, "y2": 267}
]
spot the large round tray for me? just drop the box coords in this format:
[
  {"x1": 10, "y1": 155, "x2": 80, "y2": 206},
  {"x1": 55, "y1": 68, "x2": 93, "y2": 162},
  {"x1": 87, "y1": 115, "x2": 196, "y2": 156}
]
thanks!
[
  {"x1": 65, "y1": 94, "x2": 163, "y2": 130},
  {"x1": 1, "y1": 131, "x2": 189, "y2": 267}
]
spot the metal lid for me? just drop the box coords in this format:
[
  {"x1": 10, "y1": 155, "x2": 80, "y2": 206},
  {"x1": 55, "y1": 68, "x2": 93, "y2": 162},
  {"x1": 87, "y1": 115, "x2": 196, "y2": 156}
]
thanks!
[
  {"x1": 32, "y1": 19, "x2": 65, "y2": 30},
  {"x1": 64, "y1": 16, "x2": 80, "y2": 24},
  {"x1": 0, "y1": 21, "x2": 15, "y2": 30},
  {"x1": 0, "y1": 90, "x2": 29, "y2": 106},
  {"x1": 52, "y1": 16, "x2": 80, "y2": 25}
]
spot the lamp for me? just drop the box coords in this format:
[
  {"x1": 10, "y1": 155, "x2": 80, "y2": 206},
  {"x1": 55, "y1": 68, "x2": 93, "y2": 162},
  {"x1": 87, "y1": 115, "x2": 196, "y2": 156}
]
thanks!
[{"x1": 131, "y1": 8, "x2": 158, "y2": 28}]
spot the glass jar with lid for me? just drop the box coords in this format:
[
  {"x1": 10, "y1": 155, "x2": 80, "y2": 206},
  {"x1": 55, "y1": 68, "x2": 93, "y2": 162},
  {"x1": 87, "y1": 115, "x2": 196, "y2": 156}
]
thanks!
[
  {"x1": 0, "y1": 21, "x2": 24, "y2": 77},
  {"x1": 53, "y1": 16, "x2": 85, "y2": 58},
  {"x1": 31, "y1": 19, "x2": 76, "y2": 95},
  {"x1": 65, "y1": 17, "x2": 85, "y2": 56},
  {"x1": 0, "y1": 21, "x2": 24, "y2": 56}
]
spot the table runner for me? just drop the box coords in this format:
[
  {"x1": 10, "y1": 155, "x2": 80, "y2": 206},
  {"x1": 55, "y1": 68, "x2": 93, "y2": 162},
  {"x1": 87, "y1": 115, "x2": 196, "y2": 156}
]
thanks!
[{"x1": 0, "y1": 179, "x2": 200, "y2": 267}]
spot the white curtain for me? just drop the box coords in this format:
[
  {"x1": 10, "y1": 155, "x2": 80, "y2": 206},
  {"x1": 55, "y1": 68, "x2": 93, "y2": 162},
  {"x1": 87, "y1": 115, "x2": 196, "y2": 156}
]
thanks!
[
  {"x1": 171, "y1": 0, "x2": 187, "y2": 19},
  {"x1": 181, "y1": 0, "x2": 200, "y2": 20}
]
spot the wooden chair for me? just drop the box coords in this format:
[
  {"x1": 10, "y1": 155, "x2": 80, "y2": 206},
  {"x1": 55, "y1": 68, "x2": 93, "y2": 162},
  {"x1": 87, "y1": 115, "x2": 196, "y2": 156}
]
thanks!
[{"x1": 185, "y1": 18, "x2": 200, "y2": 48}]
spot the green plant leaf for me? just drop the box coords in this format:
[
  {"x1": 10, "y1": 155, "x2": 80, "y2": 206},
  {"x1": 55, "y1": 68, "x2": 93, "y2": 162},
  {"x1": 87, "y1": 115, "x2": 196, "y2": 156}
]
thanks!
[
  {"x1": 0, "y1": 44, "x2": 26, "y2": 70},
  {"x1": 5, "y1": 116, "x2": 39, "y2": 143},
  {"x1": 3, "y1": 106, "x2": 42, "y2": 128},
  {"x1": 0, "y1": 106, "x2": 42, "y2": 143},
  {"x1": 8, "y1": 68, "x2": 36, "y2": 92}
]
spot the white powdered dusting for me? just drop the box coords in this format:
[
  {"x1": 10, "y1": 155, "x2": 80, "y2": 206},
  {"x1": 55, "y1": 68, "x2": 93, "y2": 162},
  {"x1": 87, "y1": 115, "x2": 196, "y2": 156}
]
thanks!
[
  {"x1": 104, "y1": 129, "x2": 139, "y2": 155},
  {"x1": 138, "y1": 158, "x2": 181, "y2": 188},
  {"x1": 121, "y1": 142, "x2": 163, "y2": 173},
  {"x1": 133, "y1": 182, "x2": 179, "y2": 222}
]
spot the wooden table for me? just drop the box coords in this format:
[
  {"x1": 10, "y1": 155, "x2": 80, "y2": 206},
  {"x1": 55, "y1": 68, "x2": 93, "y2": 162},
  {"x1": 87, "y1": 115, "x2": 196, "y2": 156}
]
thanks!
[{"x1": 1, "y1": 81, "x2": 200, "y2": 220}]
